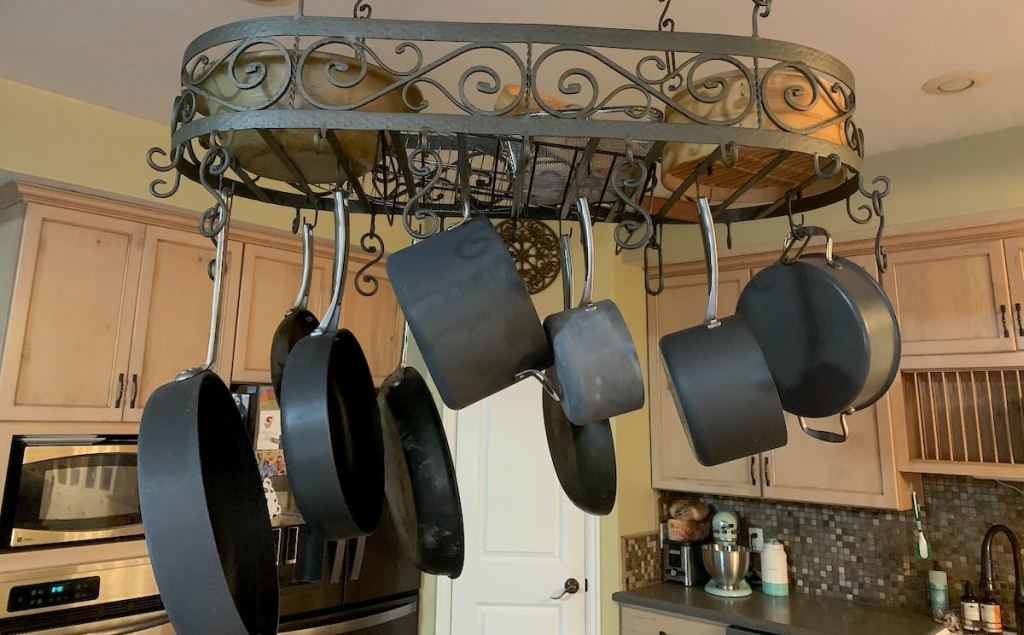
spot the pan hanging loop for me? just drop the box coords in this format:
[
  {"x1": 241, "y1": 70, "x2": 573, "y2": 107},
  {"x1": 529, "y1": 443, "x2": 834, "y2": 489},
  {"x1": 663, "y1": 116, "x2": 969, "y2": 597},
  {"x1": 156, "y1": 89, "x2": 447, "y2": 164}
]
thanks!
[
  {"x1": 644, "y1": 221, "x2": 664, "y2": 296},
  {"x1": 781, "y1": 225, "x2": 839, "y2": 269},
  {"x1": 785, "y1": 192, "x2": 805, "y2": 233}
]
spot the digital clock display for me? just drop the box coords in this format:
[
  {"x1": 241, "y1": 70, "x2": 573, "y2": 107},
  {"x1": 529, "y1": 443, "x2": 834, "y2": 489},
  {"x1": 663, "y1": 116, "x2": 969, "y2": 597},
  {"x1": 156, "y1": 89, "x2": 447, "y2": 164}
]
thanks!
[{"x1": 7, "y1": 576, "x2": 100, "y2": 612}]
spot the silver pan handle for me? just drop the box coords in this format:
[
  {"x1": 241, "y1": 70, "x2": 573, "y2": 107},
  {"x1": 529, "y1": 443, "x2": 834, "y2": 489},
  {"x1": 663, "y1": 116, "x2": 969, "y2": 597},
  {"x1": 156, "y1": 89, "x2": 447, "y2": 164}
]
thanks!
[
  {"x1": 576, "y1": 196, "x2": 595, "y2": 309},
  {"x1": 560, "y1": 233, "x2": 574, "y2": 312},
  {"x1": 781, "y1": 225, "x2": 840, "y2": 269},
  {"x1": 695, "y1": 197, "x2": 720, "y2": 329},
  {"x1": 291, "y1": 220, "x2": 314, "y2": 311},
  {"x1": 315, "y1": 190, "x2": 350, "y2": 335},
  {"x1": 798, "y1": 412, "x2": 850, "y2": 443},
  {"x1": 177, "y1": 189, "x2": 232, "y2": 381}
]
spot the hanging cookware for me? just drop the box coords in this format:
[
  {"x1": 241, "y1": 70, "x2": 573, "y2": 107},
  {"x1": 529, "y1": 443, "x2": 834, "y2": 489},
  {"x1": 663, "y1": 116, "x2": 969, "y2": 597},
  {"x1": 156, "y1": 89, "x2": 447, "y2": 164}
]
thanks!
[
  {"x1": 540, "y1": 196, "x2": 644, "y2": 425},
  {"x1": 379, "y1": 339, "x2": 465, "y2": 577},
  {"x1": 542, "y1": 232, "x2": 617, "y2": 515},
  {"x1": 280, "y1": 190, "x2": 384, "y2": 540},
  {"x1": 138, "y1": 192, "x2": 279, "y2": 635},
  {"x1": 270, "y1": 219, "x2": 320, "y2": 402},
  {"x1": 659, "y1": 198, "x2": 788, "y2": 466},
  {"x1": 386, "y1": 207, "x2": 552, "y2": 410},
  {"x1": 735, "y1": 225, "x2": 901, "y2": 440}
]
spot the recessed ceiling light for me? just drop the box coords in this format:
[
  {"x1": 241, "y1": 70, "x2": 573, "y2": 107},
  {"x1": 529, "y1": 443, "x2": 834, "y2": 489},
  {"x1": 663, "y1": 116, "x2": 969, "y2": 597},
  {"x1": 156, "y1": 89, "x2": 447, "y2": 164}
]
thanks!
[{"x1": 922, "y1": 71, "x2": 988, "y2": 95}]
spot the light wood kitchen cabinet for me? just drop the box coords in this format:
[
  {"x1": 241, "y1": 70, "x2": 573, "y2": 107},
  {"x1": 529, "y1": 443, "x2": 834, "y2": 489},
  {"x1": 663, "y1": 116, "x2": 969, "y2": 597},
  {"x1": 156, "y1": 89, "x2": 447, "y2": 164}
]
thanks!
[
  {"x1": 621, "y1": 606, "x2": 726, "y2": 635},
  {"x1": 339, "y1": 264, "x2": 403, "y2": 384},
  {"x1": 883, "y1": 240, "x2": 1014, "y2": 356},
  {"x1": 122, "y1": 227, "x2": 242, "y2": 422},
  {"x1": 648, "y1": 267, "x2": 761, "y2": 498},
  {"x1": 0, "y1": 204, "x2": 146, "y2": 421},
  {"x1": 231, "y1": 244, "x2": 331, "y2": 385}
]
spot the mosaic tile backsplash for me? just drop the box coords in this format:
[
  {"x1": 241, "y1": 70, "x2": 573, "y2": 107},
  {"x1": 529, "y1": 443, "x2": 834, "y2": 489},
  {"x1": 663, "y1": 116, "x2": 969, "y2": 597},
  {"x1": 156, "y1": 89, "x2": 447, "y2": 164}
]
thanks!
[{"x1": 628, "y1": 475, "x2": 1024, "y2": 630}]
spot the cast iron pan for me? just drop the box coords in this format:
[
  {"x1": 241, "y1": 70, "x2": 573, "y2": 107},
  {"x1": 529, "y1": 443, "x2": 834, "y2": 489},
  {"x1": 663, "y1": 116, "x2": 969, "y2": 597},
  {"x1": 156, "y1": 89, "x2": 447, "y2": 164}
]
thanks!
[
  {"x1": 542, "y1": 233, "x2": 616, "y2": 515},
  {"x1": 542, "y1": 196, "x2": 644, "y2": 425},
  {"x1": 379, "y1": 364, "x2": 465, "y2": 577},
  {"x1": 736, "y1": 225, "x2": 901, "y2": 422},
  {"x1": 659, "y1": 198, "x2": 787, "y2": 466},
  {"x1": 270, "y1": 220, "x2": 319, "y2": 402},
  {"x1": 281, "y1": 192, "x2": 384, "y2": 540},
  {"x1": 387, "y1": 216, "x2": 552, "y2": 410},
  {"x1": 139, "y1": 198, "x2": 279, "y2": 634}
]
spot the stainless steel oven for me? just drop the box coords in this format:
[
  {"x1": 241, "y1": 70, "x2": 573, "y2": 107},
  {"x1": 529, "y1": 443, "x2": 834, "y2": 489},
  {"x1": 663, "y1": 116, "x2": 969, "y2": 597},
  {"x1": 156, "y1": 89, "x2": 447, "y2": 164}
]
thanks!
[{"x1": 0, "y1": 435, "x2": 143, "y2": 550}]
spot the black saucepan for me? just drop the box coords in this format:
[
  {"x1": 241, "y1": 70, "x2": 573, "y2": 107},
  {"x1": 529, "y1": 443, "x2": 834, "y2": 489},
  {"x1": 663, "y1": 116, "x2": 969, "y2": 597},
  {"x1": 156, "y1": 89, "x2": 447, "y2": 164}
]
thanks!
[
  {"x1": 659, "y1": 198, "x2": 788, "y2": 466},
  {"x1": 280, "y1": 191, "x2": 384, "y2": 540},
  {"x1": 270, "y1": 220, "x2": 319, "y2": 402},
  {"x1": 541, "y1": 196, "x2": 644, "y2": 425},
  {"x1": 379, "y1": 358, "x2": 465, "y2": 577},
  {"x1": 387, "y1": 215, "x2": 552, "y2": 410},
  {"x1": 139, "y1": 194, "x2": 279, "y2": 634},
  {"x1": 542, "y1": 233, "x2": 617, "y2": 515},
  {"x1": 736, "y1": 225, "x2": 901, "y2": 442}
]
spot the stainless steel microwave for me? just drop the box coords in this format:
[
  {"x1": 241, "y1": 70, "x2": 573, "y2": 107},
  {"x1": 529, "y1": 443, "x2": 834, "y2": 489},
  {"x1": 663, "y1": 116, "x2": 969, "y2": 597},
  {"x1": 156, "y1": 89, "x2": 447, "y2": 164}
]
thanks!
[{"x1": 0, "y1": 435, "x2": 143, "y2": 549}]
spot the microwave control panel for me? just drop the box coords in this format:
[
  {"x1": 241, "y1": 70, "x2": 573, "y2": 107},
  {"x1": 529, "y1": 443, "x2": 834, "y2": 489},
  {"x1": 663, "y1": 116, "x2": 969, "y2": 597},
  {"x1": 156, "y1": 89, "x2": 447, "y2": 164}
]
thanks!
[{"x1": 7, "y1": 576, "x2": 100, "y2": 612}]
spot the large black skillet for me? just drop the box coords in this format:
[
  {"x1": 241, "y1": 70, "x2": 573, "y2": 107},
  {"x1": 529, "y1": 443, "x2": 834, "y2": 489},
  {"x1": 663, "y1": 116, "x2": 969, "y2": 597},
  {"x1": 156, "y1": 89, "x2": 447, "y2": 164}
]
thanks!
[
  {"x1": 280, "y1": 191, "x2": 384, "y2": 540},
  {"x1": 138, "y1": 192, "x2": 279, "y2": 634}
]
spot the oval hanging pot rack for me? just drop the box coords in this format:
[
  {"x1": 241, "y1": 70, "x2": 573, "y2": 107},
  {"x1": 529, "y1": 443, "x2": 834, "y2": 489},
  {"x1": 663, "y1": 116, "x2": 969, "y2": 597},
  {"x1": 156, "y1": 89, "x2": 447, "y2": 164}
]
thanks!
[{"x1": 147, "y1": 0, "x2": 892, "y2": 294}]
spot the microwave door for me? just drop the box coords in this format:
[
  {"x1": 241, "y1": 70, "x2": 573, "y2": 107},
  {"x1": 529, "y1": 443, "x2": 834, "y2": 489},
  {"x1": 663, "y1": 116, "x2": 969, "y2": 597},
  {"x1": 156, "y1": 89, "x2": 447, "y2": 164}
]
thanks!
[{"x1": 4, "y1": 445, "x2": 143, "y2": 548}]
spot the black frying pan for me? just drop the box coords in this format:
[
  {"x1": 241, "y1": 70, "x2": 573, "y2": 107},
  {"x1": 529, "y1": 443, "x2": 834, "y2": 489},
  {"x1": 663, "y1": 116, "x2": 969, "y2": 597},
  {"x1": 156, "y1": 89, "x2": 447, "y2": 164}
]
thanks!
[
  {"x1": 659, "y1": 198, "x2": 788, "y2": 466},
  {"x1": 736, "y1": 225, "x2": 901, "y2": 441},
  {"x1": 541, "y1": 233, "x2": 617, "y2": 515},
  {"x1": 379, "y1": 359, "x2": 465, "y2": 577},
  {"x1": 280, "y1": 191, "x2": 384, "y2": 540},
  {"x1": 270, "y1": 220, "x2": 319, "y2": 402},
  {"x1": 139, "y1": 194, "x2": 279, "y2": 634}
]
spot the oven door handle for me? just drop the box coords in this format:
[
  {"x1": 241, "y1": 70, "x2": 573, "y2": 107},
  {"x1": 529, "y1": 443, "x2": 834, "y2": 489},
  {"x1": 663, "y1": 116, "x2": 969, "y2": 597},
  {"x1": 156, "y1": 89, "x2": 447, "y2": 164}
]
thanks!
[{"x1": 87, "y1": 612, "x2": 169, "y2": 635}]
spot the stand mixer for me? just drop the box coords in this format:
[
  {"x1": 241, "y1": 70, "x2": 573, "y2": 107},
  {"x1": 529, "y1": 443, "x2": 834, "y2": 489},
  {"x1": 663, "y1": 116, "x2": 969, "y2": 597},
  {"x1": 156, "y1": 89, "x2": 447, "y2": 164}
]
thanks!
[{"x1": 701, "y1": 510, "x2": 752, "y2": 598}]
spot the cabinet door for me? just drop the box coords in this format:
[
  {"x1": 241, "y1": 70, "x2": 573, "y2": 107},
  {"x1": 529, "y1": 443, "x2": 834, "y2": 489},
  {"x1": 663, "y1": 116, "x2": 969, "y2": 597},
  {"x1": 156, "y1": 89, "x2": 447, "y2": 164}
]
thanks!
[
  {"x1": 883, "y1": 240, "x2": 1014, "y2": 355},
  {"x1": 340, "y1": 261, "x2": 402, "y2": 385},
  {"x1": 621, "y1": 606, "x2": 726, "y2": 635},
  {"x1": 648, "y1": 268, "x2": 761, "y2": 497},
  {"x1": 122, "y1": 228, "x2": 242, "y2": 421},
  {"x1": 231, "y1": 244, "x2": 330, "y2": 385},
  {"x1": 1003, "y1": 238, "x2": 1024, "y2": 350},
  {"x1": 0, "y1": 206, "x2": 145, "y2": 421}
]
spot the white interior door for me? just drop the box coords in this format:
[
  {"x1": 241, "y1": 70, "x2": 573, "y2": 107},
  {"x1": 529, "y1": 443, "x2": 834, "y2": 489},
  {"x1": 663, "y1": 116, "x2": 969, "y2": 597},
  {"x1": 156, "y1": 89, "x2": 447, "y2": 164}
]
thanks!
[{"x1": 448, "y1": 379, "x2": 588, "y2": 635}]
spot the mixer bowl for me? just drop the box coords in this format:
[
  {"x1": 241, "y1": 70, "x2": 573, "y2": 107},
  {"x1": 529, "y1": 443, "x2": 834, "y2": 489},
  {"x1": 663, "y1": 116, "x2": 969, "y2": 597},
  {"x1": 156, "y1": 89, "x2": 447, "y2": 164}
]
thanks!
[{"x1": 701, "y1": 543, "x2": 750, "y2": 590}]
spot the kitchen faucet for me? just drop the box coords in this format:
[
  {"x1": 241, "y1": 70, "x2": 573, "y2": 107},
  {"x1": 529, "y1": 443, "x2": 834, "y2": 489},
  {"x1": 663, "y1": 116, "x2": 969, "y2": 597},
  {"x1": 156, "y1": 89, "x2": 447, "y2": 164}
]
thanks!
[{"x1": 980, "y1": 524, "x2": 1024, "y2": 631}]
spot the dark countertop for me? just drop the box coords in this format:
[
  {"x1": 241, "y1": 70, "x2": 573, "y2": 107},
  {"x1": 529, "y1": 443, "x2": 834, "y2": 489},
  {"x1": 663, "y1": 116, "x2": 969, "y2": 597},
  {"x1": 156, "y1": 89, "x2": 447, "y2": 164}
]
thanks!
[{"x1": 614, "y1": 583, "x2": 940, "y2": 635}]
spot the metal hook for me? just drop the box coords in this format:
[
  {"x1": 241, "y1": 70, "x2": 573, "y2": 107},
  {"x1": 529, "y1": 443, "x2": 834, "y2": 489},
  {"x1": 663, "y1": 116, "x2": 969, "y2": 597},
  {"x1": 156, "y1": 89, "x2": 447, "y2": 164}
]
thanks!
[
  {"x1": 644, "y1": 222, "x2": 664, "y2": 296},
  {"x1": 786, "y1": 193, "x2": 805, "y2": 232}
]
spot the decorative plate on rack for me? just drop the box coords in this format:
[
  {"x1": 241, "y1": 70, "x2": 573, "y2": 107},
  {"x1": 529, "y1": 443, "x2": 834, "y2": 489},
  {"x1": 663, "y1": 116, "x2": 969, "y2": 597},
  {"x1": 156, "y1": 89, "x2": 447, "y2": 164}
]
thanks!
[{"x1": 496, "y1": 219, "x2": 561, "y2": 295}]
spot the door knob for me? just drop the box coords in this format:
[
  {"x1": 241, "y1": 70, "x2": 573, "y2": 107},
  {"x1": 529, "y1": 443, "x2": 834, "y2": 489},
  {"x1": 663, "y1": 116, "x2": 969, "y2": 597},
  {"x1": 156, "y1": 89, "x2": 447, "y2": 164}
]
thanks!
[{"x1": 550, "y1": 578, "x2": 581, "y2": 600}]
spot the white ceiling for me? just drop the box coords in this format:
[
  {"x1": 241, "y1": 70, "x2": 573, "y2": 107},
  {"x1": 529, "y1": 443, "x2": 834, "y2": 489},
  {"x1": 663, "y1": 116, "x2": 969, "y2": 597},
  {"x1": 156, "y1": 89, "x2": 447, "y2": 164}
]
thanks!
[{"x1": 1, "y1": 0, "x2": 1022, "y2": 154}]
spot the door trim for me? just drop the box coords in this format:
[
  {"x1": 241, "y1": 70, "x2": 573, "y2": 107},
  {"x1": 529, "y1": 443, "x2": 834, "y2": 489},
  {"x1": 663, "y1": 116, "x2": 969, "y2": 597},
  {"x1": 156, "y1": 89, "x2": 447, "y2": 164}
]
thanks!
[{"x1": 433, "y1": 404, "x2": 601, "y2": 635}]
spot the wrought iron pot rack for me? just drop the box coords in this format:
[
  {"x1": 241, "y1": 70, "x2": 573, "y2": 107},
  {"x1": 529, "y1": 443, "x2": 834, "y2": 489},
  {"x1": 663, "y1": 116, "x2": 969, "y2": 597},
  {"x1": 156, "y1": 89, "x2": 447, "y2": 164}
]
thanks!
[{"x1": 147, "y1": 0, "x2": 892, "y2": 296}]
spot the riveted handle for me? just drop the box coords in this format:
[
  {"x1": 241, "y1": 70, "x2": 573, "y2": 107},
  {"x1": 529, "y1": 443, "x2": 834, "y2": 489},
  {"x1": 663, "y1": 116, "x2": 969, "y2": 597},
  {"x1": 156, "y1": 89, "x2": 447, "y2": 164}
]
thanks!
[{"x1": 798, "y1": 413, "x2": 850, "y2": 443}]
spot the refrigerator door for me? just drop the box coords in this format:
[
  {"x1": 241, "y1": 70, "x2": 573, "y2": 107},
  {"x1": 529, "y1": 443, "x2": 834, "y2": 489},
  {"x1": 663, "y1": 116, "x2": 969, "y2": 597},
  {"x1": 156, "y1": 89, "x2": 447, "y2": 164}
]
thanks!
[{"x1": 343, "y1": 502, "x2": 421, "y2": 606}]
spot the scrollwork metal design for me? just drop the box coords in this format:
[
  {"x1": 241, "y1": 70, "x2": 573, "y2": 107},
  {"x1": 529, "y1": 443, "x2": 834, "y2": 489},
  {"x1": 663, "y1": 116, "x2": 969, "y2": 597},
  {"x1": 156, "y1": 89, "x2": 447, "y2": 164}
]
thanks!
[
  {"x1": 610, "y1": 156, "x2": 653, "y2": 250},
  {"x1": 759, "y1": 61, "x2": 855, "y2": 136},
  {"x1": 352, "y1": 0, "x2": 372, "y2": 18},
  {"x1": 496, "y1": 218, "x2": 561, "y2": 294},
  {"x1": 354, "y1": 221, "x2": 384, "y2": 296},
  {"x1": 197, "y1": 139, "x2": 233, "y2": 238},
  {"x1": 401, "y1": 141, "x2": 445, "y2": 239},
  {"x1": 183, "y1": 38, "x2": 293, "y2": 112}
]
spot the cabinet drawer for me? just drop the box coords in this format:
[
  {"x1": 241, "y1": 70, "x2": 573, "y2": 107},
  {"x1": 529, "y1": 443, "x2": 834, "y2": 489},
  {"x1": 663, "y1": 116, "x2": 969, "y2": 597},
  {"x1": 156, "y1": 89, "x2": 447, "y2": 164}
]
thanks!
[{"x1": 622, "y1": 606, "x2": 727, "y2": 635}]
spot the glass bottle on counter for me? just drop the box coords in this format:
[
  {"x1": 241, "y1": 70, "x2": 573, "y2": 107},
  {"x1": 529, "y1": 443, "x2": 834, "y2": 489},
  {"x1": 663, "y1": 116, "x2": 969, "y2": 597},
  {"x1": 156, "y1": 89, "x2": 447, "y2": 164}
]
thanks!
[
  {"x1": 981, "y1": 586, "x2": 1003, "y2": 634},
  {"x1": 961, "y1": 581, "x2": 982, "y2": 633}
]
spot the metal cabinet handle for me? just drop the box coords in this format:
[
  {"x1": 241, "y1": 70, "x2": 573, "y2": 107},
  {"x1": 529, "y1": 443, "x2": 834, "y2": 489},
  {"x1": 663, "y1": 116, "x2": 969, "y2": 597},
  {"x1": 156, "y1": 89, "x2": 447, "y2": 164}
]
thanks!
[
  {"x1": 550, "y1": 578, "x2": 580, "y2": 600},
  {"x1": 129, "y1": 374, "x2": 139, "y2": 409},
  {"x1": 114, "y1": 373, "x2": 125, "y2": 408},
  {"x1": 1001, "y1": 304, "x2": 1010, "y2": 338},
  {"x1": 1015, "y1": 303, "x2": 1023, "y2": 337},
  {"x1": 749, "y1": 456, "x2": 757, "y2": 486},
  {"x1": 763, "y1": 456, "x2": 772, "y2": 487}
]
